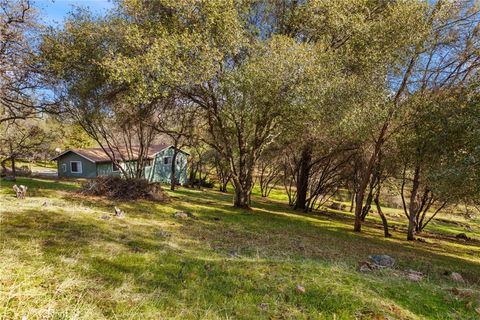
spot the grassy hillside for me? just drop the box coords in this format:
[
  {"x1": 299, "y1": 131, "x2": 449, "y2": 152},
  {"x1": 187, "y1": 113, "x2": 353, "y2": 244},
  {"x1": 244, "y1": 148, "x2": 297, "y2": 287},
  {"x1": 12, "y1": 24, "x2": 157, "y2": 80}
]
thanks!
[{"x1": 0, "y1": 178, "x2": 479, "y2": 319}]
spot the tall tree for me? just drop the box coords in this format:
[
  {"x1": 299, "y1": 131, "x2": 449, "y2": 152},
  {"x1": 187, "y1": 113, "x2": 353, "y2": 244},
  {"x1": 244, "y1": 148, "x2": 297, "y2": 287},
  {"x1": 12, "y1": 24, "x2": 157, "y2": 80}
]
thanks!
[
  {"x1": 41, "y1": 9, "x2": 161, "y2": 179},
  {"x1": 0, "y1": 120, "x2": 50, "y2": 178},
  {"x1": 1, "y1": 0, "x2": 56, "y2": 124}
]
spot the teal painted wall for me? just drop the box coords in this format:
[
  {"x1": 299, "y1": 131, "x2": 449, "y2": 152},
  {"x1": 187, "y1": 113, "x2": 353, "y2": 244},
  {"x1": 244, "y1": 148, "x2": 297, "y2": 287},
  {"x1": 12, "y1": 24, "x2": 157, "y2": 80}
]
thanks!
[
  {"x1": 57, "y1": 152, "x2": 97, "y2": 178},
  {"x1": 96, "y1": 162, "x2": 122, "y2": 177},
  {"x1": 148, "y1": 147, "x2": 188, "y2": 184},
  {"x1": 56, "y1": 147, "x2": 188, "y2": 183},
  {"x1": 98, "y1": 161, "x2": 147, "y2": 178}
]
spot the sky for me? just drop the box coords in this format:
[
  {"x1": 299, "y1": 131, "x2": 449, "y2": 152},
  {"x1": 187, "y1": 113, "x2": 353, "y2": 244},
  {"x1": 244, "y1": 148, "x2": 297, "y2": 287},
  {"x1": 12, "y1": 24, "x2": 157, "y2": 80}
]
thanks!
[{"x1": 34, "y1": 0, "x2": 114, "y2": 26}]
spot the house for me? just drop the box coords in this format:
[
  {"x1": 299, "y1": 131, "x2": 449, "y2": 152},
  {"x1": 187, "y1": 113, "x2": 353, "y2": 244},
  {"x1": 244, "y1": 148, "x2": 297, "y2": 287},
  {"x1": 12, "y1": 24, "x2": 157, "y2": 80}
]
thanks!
[{"x1": 52, "y1": 144, "x2": 188, "y2": 184}]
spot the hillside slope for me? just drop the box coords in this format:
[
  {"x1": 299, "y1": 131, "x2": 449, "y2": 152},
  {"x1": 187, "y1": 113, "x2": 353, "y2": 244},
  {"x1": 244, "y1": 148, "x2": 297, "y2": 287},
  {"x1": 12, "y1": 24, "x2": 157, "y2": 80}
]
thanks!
[{"x1": 0, "y1": 178, "x2": 479, "y2": 319}]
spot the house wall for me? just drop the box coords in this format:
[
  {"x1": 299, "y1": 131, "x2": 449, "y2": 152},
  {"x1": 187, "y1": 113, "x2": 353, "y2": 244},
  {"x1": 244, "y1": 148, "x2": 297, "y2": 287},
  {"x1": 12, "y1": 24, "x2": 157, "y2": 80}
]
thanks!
[
  {"x1": 55, "y1": 147, "x2": 188, "y2": 183},
  {"x1": 56, "y1": 152, "x2": 97, "y2": 178},
  {"x1": 98, "y1": 161, "x2": 148, "y2": 178},
  {"x1": 149, "y1": 147, "x2": 188, "y2": 184},
  {"x1": 96, "y1": 162, "x2": 122, "y2": 177}
]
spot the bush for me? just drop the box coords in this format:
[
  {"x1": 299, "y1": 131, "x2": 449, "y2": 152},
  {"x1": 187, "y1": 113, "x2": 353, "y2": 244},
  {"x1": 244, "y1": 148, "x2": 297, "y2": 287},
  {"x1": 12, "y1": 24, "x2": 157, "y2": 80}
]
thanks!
[
  {"x1": 81, "y1": 176, "x2": 168, "y2": 201},
  {"x1": 189, "y1": 178, "x2": 214, "y2": 188}
]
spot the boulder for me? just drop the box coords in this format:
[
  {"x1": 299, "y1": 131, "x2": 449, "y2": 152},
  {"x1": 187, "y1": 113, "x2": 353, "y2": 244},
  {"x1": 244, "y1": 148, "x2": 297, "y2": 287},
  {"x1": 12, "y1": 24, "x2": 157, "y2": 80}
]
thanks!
[
  {"x1": 448, "y1": 287, "x2": 473, "y2": 298},
  {"x1": 369, "y1": 255, "x2": 395, "y2": 268},
  {"x1": 358, "y1": 261, "x2": 378, "y2": 272},
  {"x1": 451, "y1": 272, "x2": 465, "y2": 283},
  {"x1": 114, "y1": 206, "x2": 124, "y2": 217},
  {"x1": 257, "y1": 303, "x2": 268, "y2": 310},
  {"x1": 406, "y1": 270, "x2": 424, "y2": 282},
  {"x1": 455, "y1": 233, "x2": 471, "y2": 241},
  {"x1": 157, "y1": 230, "x2": 172, "y2": 238},
  {"x1": 174, "y1": 212, "x2": 189, "y2": 219},
  {"x1": 174, "y1": 211, "x2": 196, "y2": 219},
  {"x1": 295, "y1": 284, "x2": 306, "y2": 294},
  {"x1": 228, "y1": 249, "x2": 239, "y2": 257}
]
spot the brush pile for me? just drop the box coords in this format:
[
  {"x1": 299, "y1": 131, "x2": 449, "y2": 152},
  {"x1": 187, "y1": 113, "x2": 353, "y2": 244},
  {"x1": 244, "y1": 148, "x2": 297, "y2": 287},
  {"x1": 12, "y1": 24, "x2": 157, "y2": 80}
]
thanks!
[{"x1": 81, "y1": 176, "x2": 167, "y2": 201}]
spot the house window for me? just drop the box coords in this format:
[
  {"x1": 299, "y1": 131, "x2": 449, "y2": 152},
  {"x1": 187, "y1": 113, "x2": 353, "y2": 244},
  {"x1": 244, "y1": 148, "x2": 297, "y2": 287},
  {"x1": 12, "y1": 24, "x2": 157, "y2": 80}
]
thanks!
[
  {"x1": 112, "y1": 163, "x2": 120, "y2": 172},
  {"x1": 164, "y1": 157, "x2": 172, "y2": 165},
  {"x1": 70, "y1": 161, "x2": 82, "y2": 173},
  {"x1": 61, "y1": 164, "x2": 67, "y2": 173}
]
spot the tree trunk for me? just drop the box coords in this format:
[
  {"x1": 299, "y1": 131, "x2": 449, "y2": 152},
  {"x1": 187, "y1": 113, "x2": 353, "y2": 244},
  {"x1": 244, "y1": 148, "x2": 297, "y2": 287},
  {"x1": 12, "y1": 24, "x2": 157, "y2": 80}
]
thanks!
[
  {"x1": 349, "y1": 192, "x2": 355, "y2": 212},
  {"x1": 11, "y1": 157, "x2": 16, "y2": 178},
  {"x1": 353, "y1": 195, "x2": 363, "y2": 232},
  {"x1": 170, "y1": 147, "x2": 178, "y2": 191},
  {"x1": 294, "y1": 144, "x2": 312, "y2": 210},
  {"x1": 374, "y1": 191, "x2": 391, "y2": 238},
  {"x1": 1, "y1": 157, "x2": 9, "y2": 176},
  {"x1": 219, "y1": 178, "x2": 229, "y2": 192},
  {"x1": 360, "y1": 186, "x2": 374, "y2": 221},
  {"x1": 407, "y1": 166, "x2": 421, "y2": 241},
  {"x1": 233, "y1": 184, "x2": 251, "y2": 208}
]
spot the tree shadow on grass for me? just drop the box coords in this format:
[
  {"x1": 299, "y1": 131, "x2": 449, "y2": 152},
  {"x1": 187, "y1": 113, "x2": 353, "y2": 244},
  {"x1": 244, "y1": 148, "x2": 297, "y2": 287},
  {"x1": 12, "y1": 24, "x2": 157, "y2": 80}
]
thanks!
[
  {"x1": 1, "y1": 191, "x2": 479, "y2": 318},
  {"x1": 163, "y1": 189, "x2": 480, "y2": 285},
  {"x1": 53, "y1": 186, "x2": 480, "y2": 286}
]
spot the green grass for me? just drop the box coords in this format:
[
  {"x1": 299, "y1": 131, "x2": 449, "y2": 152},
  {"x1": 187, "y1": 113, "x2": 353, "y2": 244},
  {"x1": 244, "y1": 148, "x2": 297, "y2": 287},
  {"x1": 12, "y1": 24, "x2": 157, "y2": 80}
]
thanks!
[
  {"x1": 0, "y1": 178, "x2": 479, "y2": 319},
  {"x1": 2, "y1": 159, "x2": 57, "y2": 173}
]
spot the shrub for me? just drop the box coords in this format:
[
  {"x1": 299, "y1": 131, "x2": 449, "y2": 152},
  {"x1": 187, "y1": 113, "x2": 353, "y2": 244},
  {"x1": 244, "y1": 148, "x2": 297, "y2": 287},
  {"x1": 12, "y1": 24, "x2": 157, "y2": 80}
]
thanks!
[
  {"x1": 189, "y1": 178, "x2": 214, "y2": 188},
  {"x1": 81, "y1": 176, "x2": 168, "y2": 201}
]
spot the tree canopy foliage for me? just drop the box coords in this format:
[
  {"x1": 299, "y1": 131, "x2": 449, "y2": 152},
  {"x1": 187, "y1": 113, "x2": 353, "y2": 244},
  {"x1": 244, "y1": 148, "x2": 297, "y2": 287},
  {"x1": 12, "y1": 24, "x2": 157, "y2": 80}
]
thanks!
[{"x1": 6, "y1": 0, "x2": 477, "y2": 241}]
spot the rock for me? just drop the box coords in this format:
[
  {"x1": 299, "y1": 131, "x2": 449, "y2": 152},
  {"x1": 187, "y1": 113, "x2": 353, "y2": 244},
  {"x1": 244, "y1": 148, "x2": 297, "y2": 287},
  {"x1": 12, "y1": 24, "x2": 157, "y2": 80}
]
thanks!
[
  {"x1": 475, "y1": 307, "x2": 480, "y2": 315},
  {"x1": 228, "y1": 250, "x2": 239, "y2": 257},
  {"x1": 369, "y1": 255, "x2": 395, "y2": 268},
  {"x1": 406, "y1": 270, "x2": 424, "y2": 282},
  {"x1": 100, "y1": 215, "x2": 111, "y2": 220},
  {"x1": 358, "y1": 261, "x2": 378, "y2": 272},
  {"x1": 158, "y1": 230, "x2": 172, "y2": 238},
  {"x1": 174, "y1": 211, "x2": 196, "y2": 219},
  {"x1": 42, "y1": 201, "x2": 48, "y2": 207},
  {"x1": 451, "y1": 272, "x2": 465, "y2": 283},
  {"x1": 416, "y1": 237, "x2": 427, "y2": 243},
  {"x1": 131, "y1": 246, "x2": 144, "y2": 253},
  {"x1": 295, "y1": 284, "x2": 306, "y2": 294},
  {"x1": 257, "y1": 303, "x2": 268, "y2": 310},
  {"x1": 174, "y1": 212, "x2": 189, "y2": 219},
  {"x1": 448, "y1": 288, "x2": 473, "y2": 298},
  {"x1": 455, "y1": 233, "x2": 471, "y2": 241},
  {"x1": 114, "y1": 206, "x2": 124, "y2": 217}
]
